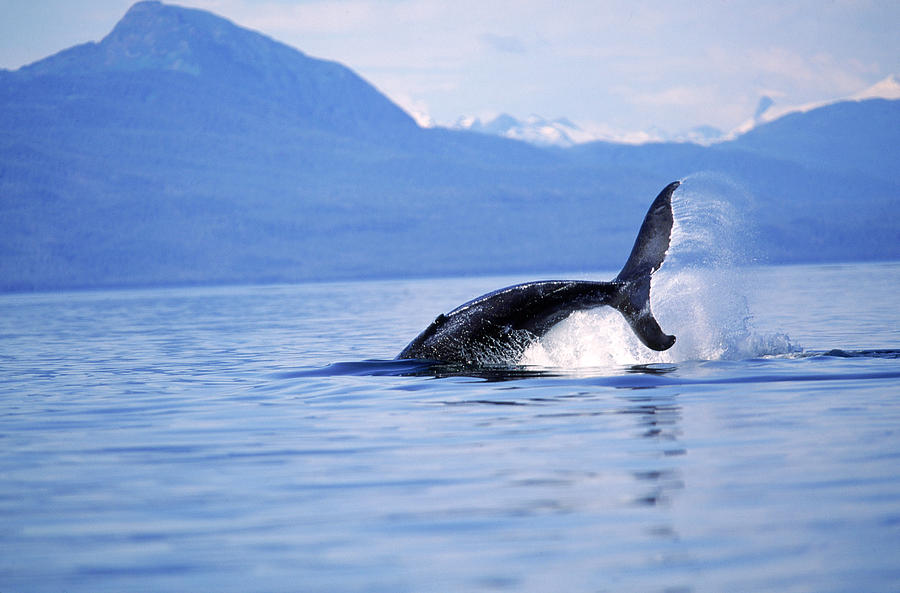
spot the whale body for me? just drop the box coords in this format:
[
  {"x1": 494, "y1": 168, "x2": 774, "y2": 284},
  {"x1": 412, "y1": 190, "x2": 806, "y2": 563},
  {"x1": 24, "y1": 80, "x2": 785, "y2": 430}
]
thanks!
[{"x1": 397, "y1": 181, "x2": 681, "y2": 364}]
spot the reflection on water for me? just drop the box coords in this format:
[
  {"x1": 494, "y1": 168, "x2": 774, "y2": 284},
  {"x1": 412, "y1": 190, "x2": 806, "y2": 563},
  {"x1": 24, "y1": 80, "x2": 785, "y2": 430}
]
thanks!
[{"x1": 619, "y1": 392, "x2": 685, "y2": 509}]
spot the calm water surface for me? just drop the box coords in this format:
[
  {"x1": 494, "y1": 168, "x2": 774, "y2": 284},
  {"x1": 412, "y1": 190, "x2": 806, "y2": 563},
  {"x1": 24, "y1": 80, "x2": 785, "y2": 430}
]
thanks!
[{"x1": 1, "y1": 262, "x2": 899, "y2": 593}]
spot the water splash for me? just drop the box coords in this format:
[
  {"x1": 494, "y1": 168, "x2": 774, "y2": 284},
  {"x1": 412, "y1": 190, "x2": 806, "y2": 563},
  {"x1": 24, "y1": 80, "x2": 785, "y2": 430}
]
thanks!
[{"x1": 522, "y1": 174, "x2": 798, "y2": 368}]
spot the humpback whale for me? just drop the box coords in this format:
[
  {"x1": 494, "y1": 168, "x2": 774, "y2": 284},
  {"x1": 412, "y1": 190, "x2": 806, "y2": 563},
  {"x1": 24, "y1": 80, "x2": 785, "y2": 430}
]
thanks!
[{"x1": 397, "y1": 181, "x2": 680, "y2": 365}]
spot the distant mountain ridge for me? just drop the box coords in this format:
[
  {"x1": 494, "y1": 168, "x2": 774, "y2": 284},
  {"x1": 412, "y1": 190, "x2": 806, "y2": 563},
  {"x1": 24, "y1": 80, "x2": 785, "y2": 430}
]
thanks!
[
  {"x1": 452, "y1": 112, "x2": 730, "y2": 146},
  {"x1": 728, "y1": 98, "x2": 900, "y2": 182},
  {"x1": 731, "y1": 74, "x2": 900, "y2": 137},
  {"x1": 453, "y1": 114, "x2": 597, "y2": 147},
  {"x1": 453, "y1": 75, "x2": 900, "y2": 148},
  {"x1": 0, "y1": 1, "x2": 897, "y2": 292}
]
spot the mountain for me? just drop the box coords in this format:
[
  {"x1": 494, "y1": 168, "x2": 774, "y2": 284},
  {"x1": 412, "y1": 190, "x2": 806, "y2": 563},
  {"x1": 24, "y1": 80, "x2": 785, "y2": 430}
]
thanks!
[
  {"x1": 6, "y1": 1, "x2": 417, "y2": 140},
  {"x1": 453, "y1": 114, "x2": 598, "y2": 147},
  {"x1": 458, "y1": 76, "x2": 900, "y2": 148},
  {"x1": 0, "y1": 1, "x2": 588, "y2": 291},
  {"x1": 570, "y1": 103, "x2": 900, "y2": 264},
  {"x1": 1, "y1": 1, "x2": 898, "y2": 292},
  {"x1": 732, "y1": 75, "x2": 900, "y2": 137}
]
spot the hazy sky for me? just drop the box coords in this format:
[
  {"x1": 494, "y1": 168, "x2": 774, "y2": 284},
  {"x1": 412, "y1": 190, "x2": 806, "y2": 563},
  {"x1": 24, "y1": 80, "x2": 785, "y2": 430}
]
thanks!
[{"x1": 2, "y1": 0, "x2": 898, "y2": 137}]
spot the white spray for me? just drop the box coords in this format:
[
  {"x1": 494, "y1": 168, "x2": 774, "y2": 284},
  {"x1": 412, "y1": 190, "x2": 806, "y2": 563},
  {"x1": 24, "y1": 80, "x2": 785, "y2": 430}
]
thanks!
[{"x1": 521, "y1": 174, "x2": 796, "y2": 368}]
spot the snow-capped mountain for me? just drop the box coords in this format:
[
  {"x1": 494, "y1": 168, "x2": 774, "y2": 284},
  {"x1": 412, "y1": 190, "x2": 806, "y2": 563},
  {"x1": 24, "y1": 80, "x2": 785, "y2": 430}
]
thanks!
[
  {"x1": 452, "y1": 114, "x2": 598, "y2": 147},
  {"x1": 730, "y1": 75, "x2": 900, "y2": 137},
  {"x1": 446, "y1": 75, "x2": 900, "y2": 147},
  {"x1": 450, "y1": 112, "x2": 731, "y2": 147},
  {"x1": 1, "y1": 1, "x2": 897, "y2": 291}
]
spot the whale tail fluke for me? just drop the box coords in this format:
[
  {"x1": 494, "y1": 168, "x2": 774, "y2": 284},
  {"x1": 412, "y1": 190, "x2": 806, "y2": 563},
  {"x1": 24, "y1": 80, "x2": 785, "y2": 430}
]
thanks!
[{"x1": 611, "y1": 181, "x2": 680, "y2": 351}]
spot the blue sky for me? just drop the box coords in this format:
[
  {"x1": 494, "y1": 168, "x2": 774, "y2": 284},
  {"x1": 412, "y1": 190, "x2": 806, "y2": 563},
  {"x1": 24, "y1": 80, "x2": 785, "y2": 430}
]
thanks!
[{"x1": 2, "y1": 0, "x2": 898, "y2": 139}]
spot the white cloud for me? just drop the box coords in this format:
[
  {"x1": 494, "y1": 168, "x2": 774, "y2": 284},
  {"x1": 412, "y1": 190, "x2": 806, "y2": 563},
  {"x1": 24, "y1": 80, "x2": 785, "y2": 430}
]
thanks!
[
  {"x1": 479, "y1": 33, "x2": 528, "y2": 55},
  {"x1": 626, "y1": 85, "x2": 718, "y2": 109},
  {"x1": 188, "y1": 0, "x2": 380, "y2": 34},
  {"x1": 391, "y1": 93, "x2": 434, "y2": 127}
]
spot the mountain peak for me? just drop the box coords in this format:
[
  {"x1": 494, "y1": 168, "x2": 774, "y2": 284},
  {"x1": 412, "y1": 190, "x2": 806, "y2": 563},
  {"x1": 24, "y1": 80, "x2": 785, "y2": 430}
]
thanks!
[
  {"x1": 105, "y1": 1, "x2": 304, "y2": 77},
  {"x1": 852, "y1": 74, "x2": 900, "y2": 101},
  {"x1": 98, "y1": 1, "x2": 302, "y2": 77},
  {"x1": 452, "y1": 113, "x2": 594, "y2": 147},
  {"x1": 14, "y1": 1, "x2": 416, "y2": 136}
]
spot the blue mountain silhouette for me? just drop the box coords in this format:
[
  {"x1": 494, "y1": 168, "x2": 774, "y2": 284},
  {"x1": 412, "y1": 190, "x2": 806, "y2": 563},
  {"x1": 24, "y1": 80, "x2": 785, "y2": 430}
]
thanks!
[{"x1": 1, "y1": 1, "x2": 897, "y2": 291}]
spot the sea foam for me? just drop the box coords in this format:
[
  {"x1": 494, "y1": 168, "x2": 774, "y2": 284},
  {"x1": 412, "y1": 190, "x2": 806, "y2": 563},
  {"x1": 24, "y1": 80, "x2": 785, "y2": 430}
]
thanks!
[{"x1": 521, "y1": 174, "x2": 797, "y2": 368}]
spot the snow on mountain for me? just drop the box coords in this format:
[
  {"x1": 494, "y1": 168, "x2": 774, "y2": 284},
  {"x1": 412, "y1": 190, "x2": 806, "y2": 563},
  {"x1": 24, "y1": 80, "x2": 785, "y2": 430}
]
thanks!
[
  {"x1": 1, "y1": 1, "x2": 897, "y2": 291},
  {"x1": 449, "y1": 113, "x2": 735, "y2": 147},
  {"x1": 452, "y1": 113, "x2": 596, "y2": 147},
  {"x1": 730, "y1": 74, "x2": 900, "y2": 137},
  {"x1": 851, "y1": 74, "x2": 900, "y2": 100},
  {"x1": 440, "y1": 75, "x2": 900, "y2": 147}
]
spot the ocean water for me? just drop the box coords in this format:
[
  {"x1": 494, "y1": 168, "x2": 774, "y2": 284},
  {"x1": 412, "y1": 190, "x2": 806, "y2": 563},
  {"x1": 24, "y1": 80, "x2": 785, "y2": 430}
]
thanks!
[{"x1": 1, "y1": 260, "x2": 899, "y2": 593}]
